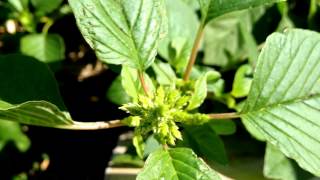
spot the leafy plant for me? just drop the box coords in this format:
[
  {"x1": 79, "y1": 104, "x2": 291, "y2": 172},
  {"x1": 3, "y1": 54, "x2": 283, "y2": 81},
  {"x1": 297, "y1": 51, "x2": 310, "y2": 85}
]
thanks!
[
  {"x1": 1, "y1": 0, "x2": 70, "y2": 63},
  {"x1": 1, "y1": 0, "x2": 320, "y2": 179}
]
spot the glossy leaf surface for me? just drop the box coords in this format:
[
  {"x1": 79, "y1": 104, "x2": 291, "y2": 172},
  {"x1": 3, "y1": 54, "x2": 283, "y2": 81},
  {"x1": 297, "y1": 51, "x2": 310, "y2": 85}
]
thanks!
[
  {"x1": 241, "y1": 29, "x2": 320, "y2": 176},
  {"x1": 137, "y1": 148, "x2": 221, "y2": 180},
  {"x1": 69, "y1": 0, "x2": 167, "y2": 70}
]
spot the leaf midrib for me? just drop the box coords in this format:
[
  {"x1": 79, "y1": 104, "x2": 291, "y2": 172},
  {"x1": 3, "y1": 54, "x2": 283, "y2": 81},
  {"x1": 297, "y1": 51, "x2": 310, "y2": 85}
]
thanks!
[
  {"x1": 82, "y1": 0, "x2": 141, "y2": 67},
  {"x1": 241, "y1": 93, "x2": 320, "y2": 115}
]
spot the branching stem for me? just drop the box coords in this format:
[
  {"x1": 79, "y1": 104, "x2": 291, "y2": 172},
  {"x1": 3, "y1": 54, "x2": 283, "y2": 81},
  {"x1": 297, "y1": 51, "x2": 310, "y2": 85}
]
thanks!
[
  {"x1": 52, "y1": 114, "x2": 239, "y2": 130},
  {"x1": 183, "y1": 24, "x2": 205, "y2": 81}
]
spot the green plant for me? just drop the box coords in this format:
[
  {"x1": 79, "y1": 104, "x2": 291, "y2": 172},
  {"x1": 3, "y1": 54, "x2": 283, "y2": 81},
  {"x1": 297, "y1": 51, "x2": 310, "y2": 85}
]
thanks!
[
  {"x1": 1, "y1": 0, "x2": 71, "y2": 63},
  {"x1": 1, "y1": 0, "x2": 320, "y2": 179}
]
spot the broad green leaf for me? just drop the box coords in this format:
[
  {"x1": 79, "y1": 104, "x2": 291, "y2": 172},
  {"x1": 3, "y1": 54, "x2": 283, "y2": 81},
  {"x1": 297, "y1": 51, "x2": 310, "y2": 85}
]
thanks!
[
  {"x1": 8, "y1": 0, "x2": 28, "y2": 12},
  {"x1": 0, "y1": 100, "x2": 73, "y2": 127},
  {"x1": 0, "y1": 120, "x2": 30, "y2": 152},
  {"x1": 184, "y1": 125, "x2": 228, "y2": 165},
  {"x1": 241, "y1": 117, "x2": 266, "y2": 141},
  {"x1": 198, "y1": 0, "x2": 283, "y2": 25},
  {"x1": 209, "y1": 120, "x2": 236, "y2": 135},
  {"x1": 137, "y1": 148, "x2": 221, "y2": 180},
  {"x1": 312, "y1": 79, "x2": 320, "y2": 94},
  {"x1": 264, "y1": 143, "x2": 296, "y2": 180},
  {"x1": 241, "y1": 29, "x2": 320, "y2": 176},
  {"x1": 231, "y1": 64, "x2": 253, "y2": 98},
  {"x1": 69, "y1": 0, "x2": 167, "y2": 70},
  {"x1": 203, "y1": 9, "x2": 263, "y2": 67},
  {"x1": 31, "y1": 0, "x2": 63, "y2": 14},
  {"x1": 157, "y1": 0, "x2": 199, "y2": 72},
  {"x1": 0, "y1": 54, "x2": 73, "y2": 128},
  {"x1": 20, "y1": 33, "x2": 65, "y2": 63},
  {"x1": 151, "y1": 61, "x2": 176, "y2": 85},
  {"x1": 106, "y1": 76, "x2": 131, "y2": 105},
  {"x1": 121, "y1": 66, "x2": 154, "y2": 102},
  {"x1": 240, "y1": 22, "x2": 259, "y2": 64},
  {"x1": 187, "y1": 71, "x2": 220, "y2": 110},
  {"x1": 0, "y1": 54, "x2": 65, "y2": 109}
]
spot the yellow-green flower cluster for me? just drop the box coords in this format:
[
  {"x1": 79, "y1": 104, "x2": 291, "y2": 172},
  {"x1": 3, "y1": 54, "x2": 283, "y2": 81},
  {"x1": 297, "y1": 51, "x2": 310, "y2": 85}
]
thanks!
[{"x1": 120, "y1": 86, "x2": 210, "y2": 149}]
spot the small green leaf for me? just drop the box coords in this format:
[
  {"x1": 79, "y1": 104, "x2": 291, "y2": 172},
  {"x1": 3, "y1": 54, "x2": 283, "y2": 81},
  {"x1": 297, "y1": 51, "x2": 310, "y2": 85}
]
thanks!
[
  {"x1": 157, "y1": 0, "x2": 199, "y2": 72},
  {"x1": 231, "y1": 64, "x2": 253, "y2": 98},
  {"x1": 137, "y1": 148, "x2": 221, "y2": 180},
  {"x1": 198, "y1": 0, "x2": 283, "y2": 25},
  {"x1": 188, "y1": 71, "x2": 220, "y2": 110},
  {"x1": 122, "y1": 116, "x2": 141, "y2": 127},
  {"x1": 264, "y1": 143, "x2": 296, "y2": 180},
  {"x1": 241, "y1": 29, "x2": 320, "y2": 176},
  {"x1": 133, "y1": 134, "x2": 144, "y2": 158},
  {"x1": 143, "y1": 135, "x2": 161, "y2": 158},
  {"x1": 184, "y1": 125, "x2": 228, "y2": 165},
  {"x1": 151, "y1": 61, "x2": 176, "y2": 85},
  {"x1": 31, "y1": 0, "x2": 63, "y2": 14},
  {"x1": 121, "y1": 66, "x2": 154, "y2": 102},
  {"x1": 106, "y1": 76, "x2": 131, "y2": 105},
  {"x1": 209, "y1": 120, "x2": 236, "y2": 135},
  {"x1": 0, "y1": 120, "x2": 30, "y2": 152},
  {"x1": 20, "y1": 33, "x2": 65, "y2": 63},
  {"x1": 69, "y1": 0, "x2": 167, "y2": 70}
]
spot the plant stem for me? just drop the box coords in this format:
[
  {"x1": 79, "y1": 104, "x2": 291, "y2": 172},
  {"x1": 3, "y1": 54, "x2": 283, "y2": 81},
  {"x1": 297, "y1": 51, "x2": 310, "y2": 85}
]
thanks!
[
  {"x1": 42, "y1": 17, "x2": 54, "y2": 34},
  {"x1": 308, "y1": 0, "x2": 317, "y2": 27},
  {"x1": 183, "y1": 24, "x2": 205, "y2": 81},
  {"x1": 138, "y1": 70, "x2": 149, "y2": 96},
  {"x1": 163, "y1": 144, "x2": 168, "y2": 150},
  {"x1": 57, "y1": 120, "x2": 124, "y2": 130},
  {"x1": 53, "y1": 112, "x2": 239, "y2": 130},
  {"x1": 207, "y1": 112, "x2": 240, "y2": 120}
]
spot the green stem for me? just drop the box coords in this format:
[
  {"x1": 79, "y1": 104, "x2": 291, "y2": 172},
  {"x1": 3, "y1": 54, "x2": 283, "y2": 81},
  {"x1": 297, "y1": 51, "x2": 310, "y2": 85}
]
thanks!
[
  {"x1": 52, "y1": 112, "x2": 239, "y2": 130},
  {"x1": 207, "y1": 112, "x2": 240, "y2": 120},
  {"x1": 183, "y1": 24, "x2": 205, "y2": 81},
  {"x1": 42, "y1": 17, "x2": 54, "y2": 34},
  {"x1": 308, "y1": 0, "x2": 317, "y2": 28},
  {"x1": 163, "y1": 144, "x2": 169, "y2": 150},
  {"x1": 56, "y1": 120, "x2": 124, "y2": 130},
  {"x1": 138, "y1": 70, "x2": 149, "y2": 96}
]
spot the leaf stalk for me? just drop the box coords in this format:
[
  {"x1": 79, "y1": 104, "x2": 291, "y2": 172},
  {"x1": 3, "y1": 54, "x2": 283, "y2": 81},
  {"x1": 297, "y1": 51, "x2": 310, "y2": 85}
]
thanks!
[
  {"x1": 138, "y1": 70, "x2": 150, "y2": 96},
  {"x1": 183, "y1": 24, "x2": 205, "y2": 81},
  {"x1": 207, "y1": 112, "x2": 240, "y2": 120}
]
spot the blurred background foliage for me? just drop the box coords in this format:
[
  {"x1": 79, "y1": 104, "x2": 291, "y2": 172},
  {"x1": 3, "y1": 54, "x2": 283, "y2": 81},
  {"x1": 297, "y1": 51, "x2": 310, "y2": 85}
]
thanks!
[{"x1": 0, "y1": 0, "x2": 320, "y2": 179}]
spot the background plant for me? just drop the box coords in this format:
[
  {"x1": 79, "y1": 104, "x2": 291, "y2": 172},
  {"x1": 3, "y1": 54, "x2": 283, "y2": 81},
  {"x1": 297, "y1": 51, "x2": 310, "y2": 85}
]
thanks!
[{"x1": 1, "y1": 0, "x2": 320, "y2": 179}]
